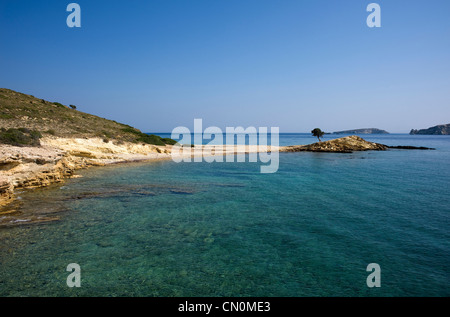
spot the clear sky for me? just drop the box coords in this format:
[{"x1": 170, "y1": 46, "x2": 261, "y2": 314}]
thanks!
[{"x1": 1, "y1": 0, "x2": 449, "y2": 133}]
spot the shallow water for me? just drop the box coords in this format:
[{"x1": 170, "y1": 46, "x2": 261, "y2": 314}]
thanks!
[{"x1": 0, "y1": 134, "x2": 449, "y2": 296}]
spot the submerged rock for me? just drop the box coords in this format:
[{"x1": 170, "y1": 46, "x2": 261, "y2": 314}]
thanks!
[
  {"x1": 170, "y1": 189, "x2": 195, "y2": 195},
  {"x1": 388, "y1": 145, "x2": 435, "y2": 150}
]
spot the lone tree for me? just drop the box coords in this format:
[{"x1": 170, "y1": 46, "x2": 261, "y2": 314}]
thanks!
[
  {"x1": 69, "y1": 105, "x2": 77, "y2": 110},
  {"x1": 311, "y1": 128, "x2": 324, "y2": 142}
]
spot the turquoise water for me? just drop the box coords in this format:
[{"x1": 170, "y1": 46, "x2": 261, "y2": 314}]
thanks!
[{"x1": 0, "y1": 134, "x2": 449, "y2": 296}]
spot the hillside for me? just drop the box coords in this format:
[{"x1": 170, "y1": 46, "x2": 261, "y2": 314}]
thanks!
[
  {"x1": 0, "y1": 88, "x2": 175, "y2": 146},
  {"x1": 0, "y1": 88, "x2": 179, "y2": 210},
  {"x1": 410, "y1": 124, "x2": 450, "y2": 135},
  {"x1": 333, "y1": 128, "x2": 389, "y2": 135}
]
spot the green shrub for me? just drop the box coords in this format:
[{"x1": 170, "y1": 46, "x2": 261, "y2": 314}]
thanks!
[
  {"x1": 161, "y1": 138, "x2": 177, "y2": 145},
  {"x1": 121, "y1": 127, "x2": 141, "y2": 135},
  {"x1": 121, "y1": 128, "x2": 175, "y2": 145},
  {"x1": 53, "y1": 102, "x2": 66, "y2": 108},
  {"x1": 45, "y1": 129, "x2": 56, "y2": 135},
  {"x1": 102, "y1": 130, "x2": 113, "y2": 138},
  {"x1": 0, "y1": 128, "x2": 42, "y2": 147},
  {"x1": 137, "y1": 134, "x2": 166, "y2": 146},
  {"x1": 0, "y1": 113, "x2": 13, "y2": 119}
]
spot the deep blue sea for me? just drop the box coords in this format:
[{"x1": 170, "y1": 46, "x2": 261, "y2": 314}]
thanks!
[{"x1": 0, "y1": 134, "x2": 449, "y2": 296}]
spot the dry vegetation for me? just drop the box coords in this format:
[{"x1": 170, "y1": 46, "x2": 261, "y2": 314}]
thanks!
[{"x1": 0, "y1": 88, "x2": 175, "y2": 146}]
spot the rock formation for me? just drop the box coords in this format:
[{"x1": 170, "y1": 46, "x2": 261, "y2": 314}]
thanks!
[
  {"x1": 281, "y1": 135, "x2": 388, "y2": 153},
  {"x1": 0, "y1": 181, "x2": 14, "y2": 207},
  {"x1": 281, "y1": 135, "x2": 434, "y2": 153},
  {"x1": 0, "y1": 137, "x2": 171, "y2": 208}
]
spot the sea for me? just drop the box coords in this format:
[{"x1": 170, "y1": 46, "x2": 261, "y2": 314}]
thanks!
[{"x1": 0, "y1": 133, "x2": 449, "y2": 296}]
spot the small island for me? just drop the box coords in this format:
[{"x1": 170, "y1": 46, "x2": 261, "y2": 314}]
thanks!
[
  {"x1": 410, "y1": 123, "x2": 450, "y2": 135},
  {"x1": 332, "y1": 128, "x2": 389, "y2": 135}
]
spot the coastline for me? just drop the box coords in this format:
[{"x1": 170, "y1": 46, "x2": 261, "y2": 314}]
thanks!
[
  {"x1": 0, "y1": 137, "x2": 280, "y2": 211},
  {"x1": 0, "y1": 134, "x2": 431, "y2": 216},
  {"x1": 0, "y1": 137, "x2": 171, "y2": 209}
]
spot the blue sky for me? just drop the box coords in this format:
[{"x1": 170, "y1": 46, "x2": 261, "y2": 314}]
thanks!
[{"x1": 1, "y1": 0, "x2": 449, "y2": 133}]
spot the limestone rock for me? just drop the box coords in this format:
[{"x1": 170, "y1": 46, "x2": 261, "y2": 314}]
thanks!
[{"x1": 0, "y1": 180, "x2": 14, "y2": 207}]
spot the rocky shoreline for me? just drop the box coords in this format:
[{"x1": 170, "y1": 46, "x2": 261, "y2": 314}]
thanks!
[
  {"x1": 280, "y1": 135, "x2": 434, "y2": 153},
  {"x1": 0, "y1": 135, "x2": 435, "y2": 219},
  {"x1": 0, "y1": 137, "x2": 172, "y2": 210}
]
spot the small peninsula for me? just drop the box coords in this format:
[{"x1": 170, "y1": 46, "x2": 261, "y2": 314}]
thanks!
[
  {"x1": 332, "y1": 128, "x2": 389, "y2": 135},
  {"x1": 281, "y1": 135, "x2": 434, "y2": 153},
  {"x1": 409, "y1": 124, "x2": 450, "y2": 135}
]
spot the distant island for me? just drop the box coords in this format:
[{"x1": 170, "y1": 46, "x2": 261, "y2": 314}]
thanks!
[
  {"x1": 332, "y1": 128, "x2": 389, "y2": 135},
  {"x1": 410, "y1": 124, "x2": 450, "y2": 135}
]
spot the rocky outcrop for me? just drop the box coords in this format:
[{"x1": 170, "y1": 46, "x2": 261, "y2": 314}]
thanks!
[
  {"x1": 282, "y1": 135, "x2": 388, "y2": 153},
  {"x1": 410, "y1": 124, "x2": 450, "y2": 135},
  {"x1": 281, "y1": 135, "x2": 435, "y2": 153},
  {"x1": 0, "y1": 147, "x2": 92, "y2": 207},
  {"x1": 0, "y1": 180, "x2": 14, "y2": 206},
  {"x1": 333, "y1": 128, "x2": 389, "y2": 135},
  {"x1": 0, "y1": 137, "x2": 171, "y2": 208},
  {"x1": 12, "y1": 157, "x2": 79, "y2": 189}
]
